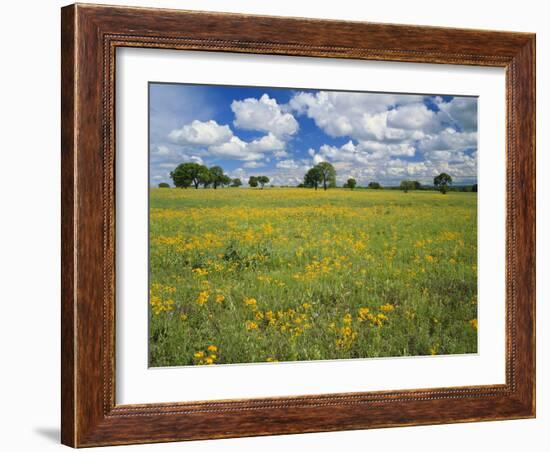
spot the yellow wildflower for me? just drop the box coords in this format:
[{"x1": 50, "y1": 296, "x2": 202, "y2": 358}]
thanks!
[
  {"x1": 196, "y1": 291, "x2": 209, "y2": 306},
  {"x1": 192, "y1": 267, "x2": 209, "y2": 277},
  {"x1": 150, "y1": 295, "x2": 175, "y2": 315},
  {"x1": 335, "y1": 325, "x2": 357, "y2": 350},
  {"x1": 244, "y1": 297, "x2": 257, "y2": 308},
  {"x1": 261, "y1": 223, "x2": 274, "y2": 235},
  {"x1": 357, "y1": 307, "x2": 370, "y2": 322}
]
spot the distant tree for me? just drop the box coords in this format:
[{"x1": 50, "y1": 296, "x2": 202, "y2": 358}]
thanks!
[
  {"x1": 248, "y1": 176, "x2": 259, "y2": 188},
  {"x1": 368, "y1": 181, "x2": 382, "y2": 189},
  {"x1": 434, "y1": 173, "x2": 453, "y2": 194},
  {"x1": 230, "y1": 178, "x2": 242, "y2": 188},
  {"x1": 304, "y1": 166, "x2": 322, "y2": 190},
  {"x1": 346, "y1": 178, "x2": 357, "y2": 190},
  {"x1": 209, "y1": 166, "x2": 227, "y2": 189},
  {"x1": 158, "y1": 182, "x2": 170, "y2": 188},
  {"x1": 400, "y1": 180, "x2": 415, "y2": 193},
  {"x1": 297, "y1": 183, "x2": 305, "y2": 188},
  {"x1": 411, "y1": 181, "x2": 422, "y2": 190},
  {"x1": 472, "y1": 183, "x2": 478, "y2": 193},
  {"x1": 257, "y1": 175, "x2": 270, "y2": 189},
  {"x1": 315, "y1": 162, "x2": 337, "y2": 191},
  {"x1": 170, "y1": 162, "x2": 207, "y2": 189}
]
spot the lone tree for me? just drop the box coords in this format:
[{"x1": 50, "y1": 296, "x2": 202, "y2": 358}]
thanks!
[
  {"x1": 346, "y1": 178, "x2": 357, "y2": 190},
  {"x1": 248, "y1": 176, "x2": 259, "y2": 188},
  {"x1": 231, "y1": 178, "x2": 242, "y2": 187},
  {"x1": 304, "y1": 166, "x2": 322, "y2": 190},
  {"x1": 170, "y1": 162, "x2": 207, "y2": 189},
  {"x1": 158, "y1": 182, "x2": 170, "y2": 188},
  {"x1": 434, "y1": 173, "x2": 453, "y2": 194},
  {"x1": 209, "y1": 165, "x2": 229, "y2": 189},
  {"x1": 257, "y1": 175, "x2": 270, "y2": 189},
  {"x1": 400, "y1": 180, "x2": 415, "y2": 193},
  {"x1": 315, "y1": 162, "x2": 337, "y2": 191},
  {"x1": 411, "y1": 180, "x2": 422, "y2": 190},
  {"x1": 368, "y1": 181, "x2": 382, "y2": 189}
]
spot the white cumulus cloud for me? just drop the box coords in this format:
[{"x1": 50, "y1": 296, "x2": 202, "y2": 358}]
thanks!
[
  {"x1": 243, "y1": 161, "x2": 266, "y2": 168},
  {"x1": 168, "y1": 120, "x2": 288, "y2": 162},
  {"x1": 231, "y1": 94, "x2": 299, "y2": 138},
  {"x1": 208, "y1": 136, "x2": 263, "y2": 161},
  {"x1": 289, "y1": 91, "x2": 426, "y2": 141},
  {"x1": 168, "y1": 120, "x2": 233, "y2": 146},
  {"x1": 276, "y1": 159, "x2": 300, "y2": 170},
  {"x1": 386, "y1": 103, "x2": 439, "y2": 132},
  {"x1": 247, "y1": 133, "x2": 285, "y2": 153}
]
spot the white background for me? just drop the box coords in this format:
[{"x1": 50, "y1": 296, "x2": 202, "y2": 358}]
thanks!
[
  {"x1": 0, "y1": 0, "x2": 546, "y2": 451},
  {"x1": 117, "y1": 49, "x2": 505, "y2": 404}
]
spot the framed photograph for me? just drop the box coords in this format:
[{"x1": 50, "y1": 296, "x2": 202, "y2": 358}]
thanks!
[{"x1": 61, "y1": 3, "x2": 535, "y2": 447}]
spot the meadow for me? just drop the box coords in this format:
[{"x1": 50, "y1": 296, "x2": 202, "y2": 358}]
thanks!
[{"x1": 149, "y1": 187, "x2": 477, "y2": 367}]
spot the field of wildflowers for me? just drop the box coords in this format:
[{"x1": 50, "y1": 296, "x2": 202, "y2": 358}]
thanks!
[{"x1": 149, "y1": 188, "x2": 477, "y2": 366}]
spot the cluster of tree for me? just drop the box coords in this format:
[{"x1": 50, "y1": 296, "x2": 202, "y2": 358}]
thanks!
[
  {"x1": 303, "y1": 162, "x2": 337, "y2": 190},
  {"x1": 399, "y1": 180, "x2": 422, "y2": 193},
  {"x1": 248, "y1": 175, "x2": 270, "y2": 189},
  {"x1": 437, "y1": 183, "x2": 477, "y2": 193},
  {"x1": 170, "y1": 162, "x2": 234, "y2": 189},
  {"x1": 166, "y1": 163, "x2": 273, "y2": 190},
  {"x1": 398, "y1": 173, "x2": 454, "y2": 194}
]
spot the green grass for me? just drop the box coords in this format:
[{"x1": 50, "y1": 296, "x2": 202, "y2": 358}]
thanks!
[{"x1": 149, "y1": 187, "x2": 477, "y2": 366}]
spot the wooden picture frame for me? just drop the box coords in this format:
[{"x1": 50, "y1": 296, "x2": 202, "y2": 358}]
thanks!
[{"x1": 61, "y1": 3, "x2": 535, "y2": 447}]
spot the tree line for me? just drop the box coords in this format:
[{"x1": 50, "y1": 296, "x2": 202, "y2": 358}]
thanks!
[
  {"x1": 398, "y1": 173, "x2": 457, "y2": 194},
  {"x1": 169, "y1": 162, "x2": 271, "y2": 190},
  {"x1": 298, "y1": 162, "x2": 458, "y2": 194},
  {"x1": 165, "y1": 162, "x2": 471, "y2": 195}
]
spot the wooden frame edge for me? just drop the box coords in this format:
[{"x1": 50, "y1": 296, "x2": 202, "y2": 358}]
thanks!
[
  {"x1": 61, "y1": 4, "x2": 77, "y2": 447},
  {"x1": 61, "y1": 3, "x2": 535, "y2": 447}
]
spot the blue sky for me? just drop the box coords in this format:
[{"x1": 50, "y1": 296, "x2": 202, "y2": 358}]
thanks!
[{"x1": 149, "y1": 83, "x2": 477, "y2": 186}]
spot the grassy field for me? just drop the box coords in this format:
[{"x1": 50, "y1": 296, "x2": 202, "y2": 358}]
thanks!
[{"x1": 149, "y1": 187, "x2": 477, "y2": 367}]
